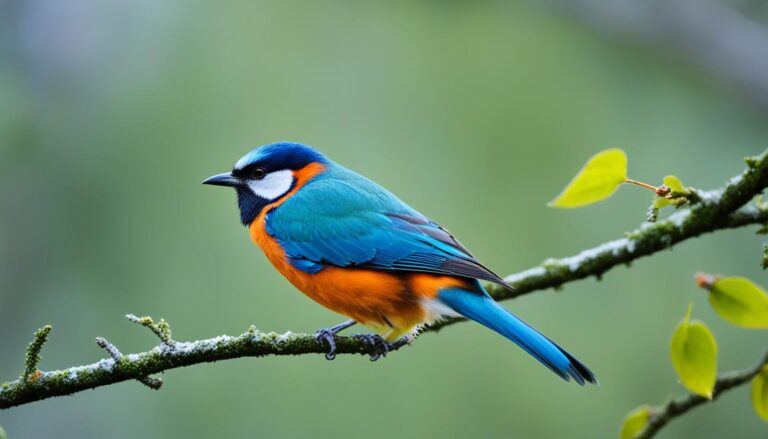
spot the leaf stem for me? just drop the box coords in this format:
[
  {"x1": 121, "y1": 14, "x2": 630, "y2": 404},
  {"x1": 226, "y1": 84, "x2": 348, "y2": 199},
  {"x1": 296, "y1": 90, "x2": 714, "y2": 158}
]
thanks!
[
  {"x1": 1, "y1": 150, "x2": 767, "y2": 410},
  {"x1": 624, "y1": 179, "x2": 664, "y2": 194}
]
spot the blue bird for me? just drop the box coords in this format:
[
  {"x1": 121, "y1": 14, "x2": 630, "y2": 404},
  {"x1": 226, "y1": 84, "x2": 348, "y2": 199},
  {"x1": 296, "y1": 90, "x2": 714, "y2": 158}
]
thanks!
[{"x1": 203, "y1": 142, "x2": 596, "y2": 384}]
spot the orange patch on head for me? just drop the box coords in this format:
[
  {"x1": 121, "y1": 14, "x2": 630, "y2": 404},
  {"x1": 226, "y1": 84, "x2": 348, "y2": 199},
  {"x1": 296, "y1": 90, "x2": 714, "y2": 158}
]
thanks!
[
  {"x1": 291, "y1": 162, "x2": 326, "y2": 188},
  {"x1": 263, "y1": 162, "x2": 326, "y2": 214},
  {"x1": 248, "y1": 162, "x2": 325, "y2": 251}
]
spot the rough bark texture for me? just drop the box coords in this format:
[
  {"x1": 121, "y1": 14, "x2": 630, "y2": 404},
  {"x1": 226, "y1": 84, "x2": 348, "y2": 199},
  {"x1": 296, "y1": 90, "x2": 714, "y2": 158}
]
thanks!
[
  {"x1": 636, "y1": 350, "x2": 768, "y2": 439},
  {"x1": 1, "y1": 151, "x2": 767, "y2": 412}
]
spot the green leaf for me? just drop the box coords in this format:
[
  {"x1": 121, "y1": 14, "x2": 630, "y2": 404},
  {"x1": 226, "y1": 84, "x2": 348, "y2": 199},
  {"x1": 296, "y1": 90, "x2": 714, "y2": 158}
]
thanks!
[
  {"x1": 548, "y1": 148, "x2": 628, "y2": 208},
  {"x1": 0, "y1": 424, "x2": 6, "y2": 439},
  {"x1": 753, "y1": 365, "x2": 768, "y2": 422},
  {"x1": 652, "y1": 197, "x2": 670, "y2": 209},
  {"x1": 619, "y1": 406, "x2": 651, "y2": 439},
  {"x1": 670, "y1": 304, "x2": 718, "y2": 398},
  {"x1": 664, "y1": 175, "x2": 685, "y2": 192},
  {"x1": 653, "y1": 175, "x2": 686, "y2": 208},
  {"x1": 708, "y1": 277, "x2": 768, "y2": 329}
]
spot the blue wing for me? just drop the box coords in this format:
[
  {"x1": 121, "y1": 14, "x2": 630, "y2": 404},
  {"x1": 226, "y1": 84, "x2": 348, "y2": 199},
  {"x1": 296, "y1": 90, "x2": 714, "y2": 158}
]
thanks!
[{"x1": 266, "y1": 167, "x2": 511, "y2": 289}]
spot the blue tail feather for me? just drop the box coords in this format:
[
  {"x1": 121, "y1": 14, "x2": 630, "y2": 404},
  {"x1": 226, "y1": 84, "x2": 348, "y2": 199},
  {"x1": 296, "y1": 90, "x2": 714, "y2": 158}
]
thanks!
[{"x1": 438, "y1": 287, "x2": 597, "y2": 385}]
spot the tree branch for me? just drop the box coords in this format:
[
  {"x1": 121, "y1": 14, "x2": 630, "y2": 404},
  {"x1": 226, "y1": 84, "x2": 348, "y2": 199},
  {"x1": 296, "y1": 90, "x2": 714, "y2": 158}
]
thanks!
[
  {"x1": 635, "y1": 349, "x2": 768, "y2": 439},
  {"x1": 485, "y1": 161, "x2": 768, "y2": 299},
  {"x1": 95, "y1": 336, "x2": 163, "y2": 390},
  {"x1": 1, "y1": 151, "x2": 767, "y2": 410},
  {"x1": 1, "y1": 323, "x2": 392, "y2": 409}
]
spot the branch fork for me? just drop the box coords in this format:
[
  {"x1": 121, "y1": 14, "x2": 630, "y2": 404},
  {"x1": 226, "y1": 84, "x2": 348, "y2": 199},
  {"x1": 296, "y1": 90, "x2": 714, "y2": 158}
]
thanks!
[
  {"x1": 1, "y1": 149, "x2": 768, "y2": 434},
  {"x1": 95, "y1": 336, "x2": 162, "y2": 390}
]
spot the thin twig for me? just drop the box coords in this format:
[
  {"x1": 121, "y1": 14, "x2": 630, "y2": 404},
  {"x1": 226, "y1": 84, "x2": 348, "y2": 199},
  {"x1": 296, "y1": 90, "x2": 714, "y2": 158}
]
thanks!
[
  {"x1": 95, "y1": 337, "x2": 163, "y2": 390},
  {"x1": 21, "y1": 326, "x2": 52, "y2": 381},
  {"x1": 1, "y1": 151, "x2": 767, "y2": 409},
  {"x1": 635, "y1": 349, "x2": 768, "y2": 439},
  {"x1": 483, "y1": 151, "x2": 768, "y2": 304},
  {"x1": 126, "y1": 314, "x2": 174, "y2": 346}
]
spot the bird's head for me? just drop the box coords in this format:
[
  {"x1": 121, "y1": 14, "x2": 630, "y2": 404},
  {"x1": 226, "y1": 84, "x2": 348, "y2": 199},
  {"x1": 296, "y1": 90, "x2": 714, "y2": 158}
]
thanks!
[{"x1": 203, "y1": 142, "x2": 328, "y2": 225}]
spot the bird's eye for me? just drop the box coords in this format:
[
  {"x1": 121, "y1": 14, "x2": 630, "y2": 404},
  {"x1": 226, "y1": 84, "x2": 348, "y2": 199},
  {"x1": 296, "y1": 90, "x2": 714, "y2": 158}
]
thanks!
[{"x1": 251, "y1": 168, "x2": 267, "y2": 180}]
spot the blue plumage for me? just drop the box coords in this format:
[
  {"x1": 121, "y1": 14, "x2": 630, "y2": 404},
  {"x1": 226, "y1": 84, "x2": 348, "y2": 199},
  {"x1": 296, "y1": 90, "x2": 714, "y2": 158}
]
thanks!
[
  {"x1": 231, "y1": 142, "x2": 327, "y2": 225},
  {"x1": 438, "y1": 286, "x2": 596, "y2": 384},
  {"x1": 267, "y1": 162, "x2": 510, "y2": 286},
  {"x1": 204, "y1": 142, "x2": 597, "y2": 385},
  {"x1": 234, "y1": 141, "x2": 327, "y2": 173}
]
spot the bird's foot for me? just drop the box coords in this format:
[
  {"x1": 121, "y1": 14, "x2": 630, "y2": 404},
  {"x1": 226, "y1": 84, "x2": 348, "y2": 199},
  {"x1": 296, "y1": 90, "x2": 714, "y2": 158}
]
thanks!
[
  {"x1": 314, "y1": 327, "x2": 340, "y2": 361},
  {"x1": 314, "y1": 320, "x2": 357, "y2": 361},
  {"x1": 353, "y1": 334, "x2": 409, "y2": 361},
  {"x1": 353, "y1": 334, "x2": 389, "y2": 361}
]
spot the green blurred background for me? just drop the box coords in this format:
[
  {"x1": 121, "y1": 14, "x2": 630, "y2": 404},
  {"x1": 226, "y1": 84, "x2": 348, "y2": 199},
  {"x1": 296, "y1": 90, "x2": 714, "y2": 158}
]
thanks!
[{"x1": 1, "y1": 1, "x2": 767, "y2": 438}]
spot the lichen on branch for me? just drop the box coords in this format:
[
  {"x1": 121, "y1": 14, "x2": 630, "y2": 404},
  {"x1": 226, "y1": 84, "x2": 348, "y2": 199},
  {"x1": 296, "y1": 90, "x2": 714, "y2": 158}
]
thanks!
[
  {"x1": 21, "y1": 325, "x2": 52, "y2": 382},
  {"x1": 1, "y1": 150, "x2": 767, "y2": 410},
  {"x1": 635, "y1": 349, "x2": 768, "y2": 439},
  {"x1": 1, "y1": 325, "x2": 387, "y2": 409},
  {"x1": 486, "y1": 151, "x2": 768, "y2": 302}
]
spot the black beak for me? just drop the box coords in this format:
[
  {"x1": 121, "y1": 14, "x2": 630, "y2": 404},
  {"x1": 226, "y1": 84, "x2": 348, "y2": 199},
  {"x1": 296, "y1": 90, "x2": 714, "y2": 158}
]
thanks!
[{"x1": 202, "y1": 172, "x2": 241, "y2": 187}]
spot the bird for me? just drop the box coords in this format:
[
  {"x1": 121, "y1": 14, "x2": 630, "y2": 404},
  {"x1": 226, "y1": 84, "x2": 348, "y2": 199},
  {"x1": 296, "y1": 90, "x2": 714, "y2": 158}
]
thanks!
[{"x1": 203, "y1": 141, "x2": 596, "y2": 385}]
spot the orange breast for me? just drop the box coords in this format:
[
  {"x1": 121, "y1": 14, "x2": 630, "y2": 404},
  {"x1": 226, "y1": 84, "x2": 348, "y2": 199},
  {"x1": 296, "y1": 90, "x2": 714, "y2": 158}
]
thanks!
[
  {"x1": 247, "y1": 163, "x2": 474, "y2": 339},
  {"x1": 250, "y1": 217, "x2": 424, "y2": 336}
]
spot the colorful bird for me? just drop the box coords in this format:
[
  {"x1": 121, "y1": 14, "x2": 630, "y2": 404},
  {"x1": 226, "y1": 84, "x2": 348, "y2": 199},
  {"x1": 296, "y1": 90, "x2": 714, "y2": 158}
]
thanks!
[{"x1": 203, "y1": 142, "x2": 596, "y2": 385}]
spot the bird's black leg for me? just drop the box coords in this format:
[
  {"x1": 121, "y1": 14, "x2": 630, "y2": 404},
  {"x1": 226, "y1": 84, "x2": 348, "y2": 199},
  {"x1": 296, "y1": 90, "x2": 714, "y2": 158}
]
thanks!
[
  {"x1": 353, "y1": 334, "x2": 410, "y2": 362},
  {"x1": 314, "y1": 320, "x2": 356, "y2": 360}
]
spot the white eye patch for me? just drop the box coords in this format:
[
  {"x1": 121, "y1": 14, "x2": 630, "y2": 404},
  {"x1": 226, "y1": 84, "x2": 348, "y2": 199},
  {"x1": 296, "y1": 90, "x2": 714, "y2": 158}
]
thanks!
[{"x1": 246, "y1": 169, "x2": 294, "y2": 200}]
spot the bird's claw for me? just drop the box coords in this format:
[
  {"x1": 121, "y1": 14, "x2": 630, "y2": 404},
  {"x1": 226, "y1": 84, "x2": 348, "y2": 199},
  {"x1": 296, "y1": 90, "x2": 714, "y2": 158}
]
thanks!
[
  {"x1": 314, "y1": 327, "x2": 339, "y2": 361},
  {"x1": 353, "y1": 334, "x2": 391, "y2": 361}
]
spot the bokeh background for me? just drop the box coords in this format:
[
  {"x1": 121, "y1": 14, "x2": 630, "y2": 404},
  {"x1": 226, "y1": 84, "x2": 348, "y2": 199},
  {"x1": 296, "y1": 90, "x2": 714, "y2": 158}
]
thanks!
[{"x1": 1, "y1": 1, "x2": 767, "y2": 438}]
